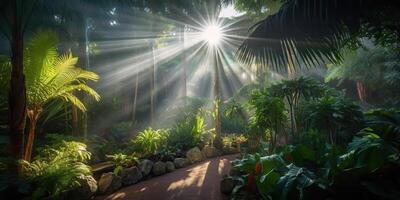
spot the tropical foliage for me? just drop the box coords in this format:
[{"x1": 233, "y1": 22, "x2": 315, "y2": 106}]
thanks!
[
  {"x1": 167, "y1": 114, "x2": 206, "y2": 151},
  {"x1": 237, "y1": 0, "x2": 400, "y2": 71},
  {"x1": 22, "y1": 135, "x2": 91, "y2": 200},
  {"x1": 230, "y1": 109, "x2": 400, "y2": 199},
  {"x1": 0, "y1": 30, "x2": 100, "y2": 162},
  {"x1": 304, "y1": 95, "x2": 364, "y2": 144},
  {"x1": 249, "y1": 89, "x2": 287, "y2": 153},
  {"x1": 326, "y1": 44, "x2": 400, "y2": 105},
  {"x1": 130, "y1": 127, "x2": 168, "y2": 157}
]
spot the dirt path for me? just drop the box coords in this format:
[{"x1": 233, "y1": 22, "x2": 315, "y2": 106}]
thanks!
[{"x1": 96, "y1": 154, "x2": 239, "y2": 200}]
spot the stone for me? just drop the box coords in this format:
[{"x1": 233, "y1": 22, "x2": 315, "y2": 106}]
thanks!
[
  {"x1": 98, "y1": 172, "x2": 122, "y2": 194},
  {"x1": 173, "y1": 158, "x2": 190, "y2": 168},
  {"x1": 202, "y1": 145, "x2": 223, "y2": 158},
  {"x1": 229, "y1": 167, "x2": 241, "y2": 177},
  {"x1": 165, "y1": 161, "x2": 175, "y2": 172},
  {"x1": 222, "y1": 146, "x2": 239, "y2": 155},
  {"x1": 152, "y1": 161, "x2": 166, "y2": 176},
  {"x1": 186, "y1": 147, "x2": 204, "y2": 163},
  {"x1": 121, "y1": 166, "x2": 143, "y2": 186},
  {"x1": 139, "y1": 159, "x2": 154, "y2": 177},
  {"x1": 66, "y1": 175, "x2": 97, "y2": 200},
  {"x1": 220, "y1": 176, "x2": 239, "y2": 195}
]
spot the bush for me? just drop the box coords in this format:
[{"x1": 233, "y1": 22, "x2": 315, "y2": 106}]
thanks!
[
  {"x1": 304, "y1": 95, "x2": 364, "y2": 144},
  {"x1": 222, "y1": 134, "x2": 247, "y2": 149},
  {"x1": 107, "y1": 153, "x2": 138, "y2": 168},
  {"x1": 222, "y1": 100, "x2": 247, "y2": 133},
  {"x1": 153, "y1": 145, "x2": 184, "y2": 162},
  {"x1": 22, "y1": 137, "x2": 92, "y2": 199},
  {"x1": 130, "y1": 128, "x2": 168, "y2": 157},
  {"x1": 167, "y1": 114, "x2": 205, "y2": 151},
  {"x1": 248, "y1": 89, "x2": 288, "y2": 153}
]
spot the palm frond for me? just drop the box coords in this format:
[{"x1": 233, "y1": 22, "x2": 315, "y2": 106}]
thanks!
[
  {"x1": 18, "y1": 30, "x2": 101, "y2": 113},
  {"x1": 59, "y1": 93, "x2": 86, "y2": 112},
  {"x1": 56, "y1": 83, "x2": 100, "y2": 102},
  {"x1": 237, "y1": 0, "x2": 400, "y2": 72},
  {"x1": 25, "y1": 30, "x2": 58, "y2": 87}
]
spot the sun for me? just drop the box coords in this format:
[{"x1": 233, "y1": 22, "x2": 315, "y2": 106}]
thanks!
[{"x1": 201, "y1": 23, "x2": 223, "y2": 46}]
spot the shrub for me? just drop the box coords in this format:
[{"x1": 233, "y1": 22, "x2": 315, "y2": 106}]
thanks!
[
  {"x1": 153, "y1": 145, "x2": 184, "y2": 162},
  {"x1": 107, "y1": 153, "x2": 138, "y2": 168},
  {"x1": 304, "y1": 95, "x2": 364, "y2": 144},
  {"x1": 167, "y1": 114, "x2": 205, "y2": 151},
  {"x1": 222, "y1": 100, "x2": 247, "y2": 133},
  {"x1": 248, "y1": 89, "x2": 287, "y2": 153},
  {"x1": 130, "y1": 128, "x2": 168, "y2": 157},
  {"x1": 222, "y1": 134, "x2": 247, "y2": 148},
  {"x1": 22, "y1": 138, "x2": 92, "y2": 199}
]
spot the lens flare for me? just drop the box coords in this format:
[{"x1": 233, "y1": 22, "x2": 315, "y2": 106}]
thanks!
[{"x1": 201, "y1": 23, "x2": 222, "y2": 46}]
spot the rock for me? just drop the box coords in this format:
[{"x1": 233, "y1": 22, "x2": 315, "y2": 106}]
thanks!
[
  {"x1": 98, "y1": 172, "x2": 122, "y2": 194},
  {"x1": 186, "y1": 147, "x2": 204, "y2": 163},
  {"x1": 222, "y1": 146, "x2": 239, "y2": 155},
  {"x1": 139, "y1": 159, "x2": 154, "y2": 177},
  {"x1": 152, "y1": 161, "x2": 166, "y2": 176},
  {"x1": 202, "y1": 145, "x2": 223, "y2": 158},
  {"x1": 165, "y1": 161, "x2": 175, "y2": 172},
  {"x1": 66, "y1": 175, "x2": 97, "y2": 200},
  {"x1": 220, "y1": 176, "x2": 239, "y2": 195},
  {"x1": 121, "y1": 166, "x2": 142, "y2": 186},
  {"x1": 173, "y1": 158, "x2": 190, "y2": 168},
  {"x1": 229, "y1": 167, "x2": 241, "y2": 177}
]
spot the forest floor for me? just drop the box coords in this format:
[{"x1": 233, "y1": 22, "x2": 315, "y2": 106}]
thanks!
[{"x1": 96, "y1": 154, "x2": 238, "y2": 200}]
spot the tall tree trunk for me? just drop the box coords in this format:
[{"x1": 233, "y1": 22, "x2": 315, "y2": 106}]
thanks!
[
  {"x1": 286, "y1": 50, "x2": 297, "y2": 136},
  {"x1": 181, "y1": 26, "x2": 187, "y2": 97},
  {"x1": 213, "y1": 50, "x2": 222, "y2": 149},
  {"x1": 150, "y1": 43, "x2": 156, "y2": 126},
  {"x1": 23, "y1": 109, "x2": 41, "y2": 162},
  {"x1": 82, "y1": 18, "x2": 91, "y2": 139},
  {"x1": 356, "y1": 81, "x2": 367, "y2": 103},
  {"x1": 132, "y1": 70, "x2": 139, "y2": 123},
  {"x1": 9, "y1": 0, "x2": 26, "y2": 173}
]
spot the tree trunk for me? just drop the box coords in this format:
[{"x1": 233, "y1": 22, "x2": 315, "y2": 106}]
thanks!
[
  {"x1": 8, "y1": 0, "x2": 26, "y2": 173},
  {"x1": 356, "y1": 81, "x2": 367, "y2": 103},
  {"x1": 150, "y1": 43, "x2": 157, "y2": 126},
  {"x1": 213, "y1": 51, "x2": 222, "y2": 149},
  {"x1": 132, "y1": 70, "x2": 139, "y2": 122},
  {"x1": 23, "y1": 109, "x2": 41, "y2": 162},
  {"x1": 181, "y1": 26, "x2": 187, "y2": 97}
]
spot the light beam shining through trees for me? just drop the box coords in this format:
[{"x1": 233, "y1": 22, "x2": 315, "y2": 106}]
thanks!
[{"x1": 87, "y1": 3, "x2": 260, "y2": 131}]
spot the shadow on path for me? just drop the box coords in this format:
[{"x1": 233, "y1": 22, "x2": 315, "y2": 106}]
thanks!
[{"x1": 96, "y1": 154, "x2": 238, "y2": 200}]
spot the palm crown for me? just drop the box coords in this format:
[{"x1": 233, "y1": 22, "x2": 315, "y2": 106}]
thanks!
[{"x1": 24, "y1": 30, "x2": 100, "y2": 111}]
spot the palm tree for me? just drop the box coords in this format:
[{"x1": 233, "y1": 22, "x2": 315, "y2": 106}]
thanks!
[
  {"x1": 237, "y1": 0, "x2": 400, "y2": 72},
  {"x1": 1, "y1": 30, "x2": 100, "y2": 162}
]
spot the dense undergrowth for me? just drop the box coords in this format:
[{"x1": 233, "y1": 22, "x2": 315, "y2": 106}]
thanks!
[{"x1": 225, "y1": 77, "x2": 400, "y2": 200}]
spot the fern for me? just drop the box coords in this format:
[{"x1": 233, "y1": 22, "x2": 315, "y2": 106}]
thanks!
[{"x1": 22, "y1": 139, "x2": 92, "y2": 199}]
